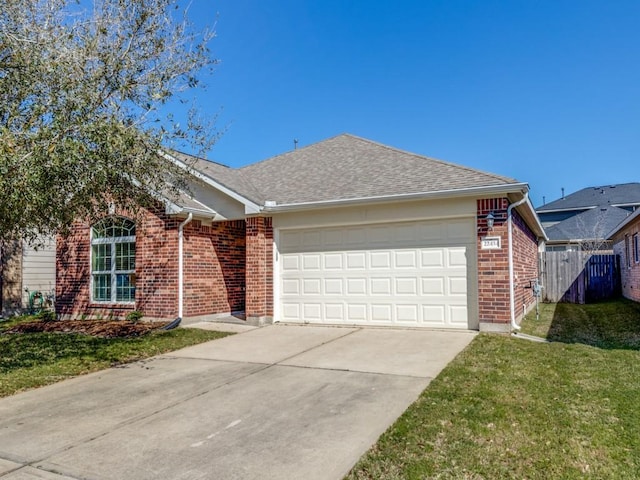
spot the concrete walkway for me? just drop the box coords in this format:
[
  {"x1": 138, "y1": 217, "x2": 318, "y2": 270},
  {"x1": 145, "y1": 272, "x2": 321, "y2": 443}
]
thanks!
[{"x1": 0, "y1": 325, "x2": 476, "y2": 480}]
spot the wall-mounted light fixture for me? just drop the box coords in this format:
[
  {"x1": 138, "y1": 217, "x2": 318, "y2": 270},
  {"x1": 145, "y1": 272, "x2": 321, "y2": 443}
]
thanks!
[{"x1": 486, "y1": 212, "x2": 495, "y2": 231}]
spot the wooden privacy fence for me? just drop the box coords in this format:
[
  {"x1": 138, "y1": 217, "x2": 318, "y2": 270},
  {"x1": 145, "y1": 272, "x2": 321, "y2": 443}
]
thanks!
[{"x1": 540, "y1": 252, "x2": 621, "y2": 304}]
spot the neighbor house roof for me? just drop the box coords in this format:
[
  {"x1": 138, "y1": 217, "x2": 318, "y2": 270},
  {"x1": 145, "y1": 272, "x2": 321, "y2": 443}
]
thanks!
[
  {"x1": 537, "y1": 183, "x2": 640, "y2": 213},
  {"x1": 545, "y1": 206, "x2": 631, "y2": 243},
  {"x1": 607, "y1": 207, "x2": 640, "y2": 239}
]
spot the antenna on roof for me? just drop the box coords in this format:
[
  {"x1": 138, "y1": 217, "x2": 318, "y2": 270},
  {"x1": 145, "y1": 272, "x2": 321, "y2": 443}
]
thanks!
[{"x1": 293, "y1": 138, "x2": 298, "y2": 150}]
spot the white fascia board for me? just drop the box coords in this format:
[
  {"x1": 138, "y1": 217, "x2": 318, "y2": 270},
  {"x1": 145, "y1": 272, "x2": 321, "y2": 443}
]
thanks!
[
  {"x1": 160, "y1": 150, "x2": 262, "y2": 215},
  {"x1": 262, "y1": 182, "x2": 530, "y2": 212},
  {"x1": 610, "y1": 202, "x2": 640, "y2": 208},
  {"x1": 165, "y1": 200, "x2": 218, "y2": 219},
  {"x1": 517, "y1": 196, "x2": 548, "y2": 241}
]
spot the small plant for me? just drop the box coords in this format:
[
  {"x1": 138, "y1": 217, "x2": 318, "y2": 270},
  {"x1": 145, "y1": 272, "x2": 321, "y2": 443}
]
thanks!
[
  {"x1": 35, "y1": 310, "x2": 56, "y2": 322},
  {"x1": 126, "y1": 310, "x2": 144, "y2": 323}
]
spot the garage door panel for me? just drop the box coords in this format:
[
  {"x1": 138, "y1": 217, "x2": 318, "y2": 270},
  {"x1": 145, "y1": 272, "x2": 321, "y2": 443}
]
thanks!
[
  {"x1": 323, "y1": 253, "x2": 343, "y2": 269},
  {"x1": 282, "y1": 303, "x2": 300, "y2": 321},
  {"x1": 423, "y1": 303, "x2": 445, "y2": 318},
  {"x1": 449, "y1": 276, "x2": 467, "y2": 295},
  {"x1": 346, "y1": 278, "x2": 367, "y2": 295},
  {"x1": 371, "y1": 278, "x2": 392, "y2": 295},
  {"x1": 450, "y1": 305, "x2": 468, "y2": 324},
  {"x1": 396, "y1": 277, "x2": 418, "y2": 295},
  {"x1": 282, "y1": 255, "x2": 300, "y2": 271},
  {"x1": 278, "y1": 219, "x2": 473, "y2": 329},
  {"x1": 324, "y1": 303, "x2": 344, "y2": 322},
  {"x1": 324, "y1": 278, "x2": 343, "y2": 295},
  {"x1": 421, "y1": 250, "x2": 444, "y2": 267},
  {"x1": 347, "y1": 304, "x2": 367, "y2": 321},
  {"x1": 303, "y1": 279, "x2": 322, "y2": 295},
  {"x1": 282, "y1": 278, "x2": 300, "y2": 295},
  {"x1": 370, "y1": 251, "x2": 391, "y2": 269},
  {"x1": 395, "y1": 251, "x2": 417, "y2": 268},
  {"x1": 447, "y1": 247, "x2": 467, "y2": 267},
  {"x1": 396, "y1": 305, "x2": 419, "y2": 323},
  {"x1": 371, "y1": 304, "x2": 392, "y2": 322},
  {"x1": 303, "y1": 303, "x2": 322, "y2": 321},
  {"x1": 422, "y1": 277, "x2": 444, "y2": 295},
  {"x1": 302, "y1": 254, "x2": 321, "y2": 270}
]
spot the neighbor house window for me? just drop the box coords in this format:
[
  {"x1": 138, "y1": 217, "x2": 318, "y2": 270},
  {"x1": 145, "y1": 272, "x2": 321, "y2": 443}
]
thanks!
[
  {"x1": 634, "y1": 233, "x2": 639, "y2": 264},
  {"x1": 625, "y1": 235, "x2": 631, "y2": 268},
  {"x1": 91, "y1": 217, "x2": 136, "y2": 303}
]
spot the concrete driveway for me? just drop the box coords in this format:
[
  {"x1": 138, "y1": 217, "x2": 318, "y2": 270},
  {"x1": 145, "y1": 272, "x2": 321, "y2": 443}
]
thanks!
[{"x1": 0, "y1": 325, "x2": 475, "y2": 480}]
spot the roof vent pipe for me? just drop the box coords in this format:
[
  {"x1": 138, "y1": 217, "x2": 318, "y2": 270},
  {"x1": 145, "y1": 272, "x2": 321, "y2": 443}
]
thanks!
[
  {"x1": 561, "y1": 187, "x2": 565, "y2": 199},
  {"x1": 508, "y1": 192, "x2": 529, "y2": 331}
]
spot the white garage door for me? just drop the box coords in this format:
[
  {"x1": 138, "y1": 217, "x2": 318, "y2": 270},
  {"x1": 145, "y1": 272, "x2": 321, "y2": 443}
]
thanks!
[{"x1": 277, "y1": 219, "x2": 475, "y2": 329}]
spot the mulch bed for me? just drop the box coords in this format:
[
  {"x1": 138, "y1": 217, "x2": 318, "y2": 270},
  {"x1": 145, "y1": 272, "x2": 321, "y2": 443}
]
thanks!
[{"x1": 4, "y1": 320, "x2": 169, "y2": 338}]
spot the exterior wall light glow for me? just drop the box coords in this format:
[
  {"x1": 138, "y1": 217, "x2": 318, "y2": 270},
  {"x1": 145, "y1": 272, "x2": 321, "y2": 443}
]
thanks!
[{"x1": 486, "y1": 212, "x2": 495, "y2": 230}]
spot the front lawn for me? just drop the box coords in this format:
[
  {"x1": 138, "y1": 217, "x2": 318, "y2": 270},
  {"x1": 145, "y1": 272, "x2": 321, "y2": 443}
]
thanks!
[
  {"x1": 346, "y1": 300, "x2": 640, "y2": 479},
  {"x1": 0, "y1": 317, "x2": 230, "y2": 398}
]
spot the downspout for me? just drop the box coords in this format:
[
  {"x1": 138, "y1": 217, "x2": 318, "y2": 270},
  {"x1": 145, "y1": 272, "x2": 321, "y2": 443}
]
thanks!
[
  {"x1": 178, "y1": 213, "x2": 193, "y2": 319},
  {"x1": 508, "y1": 193, "x2": 528, "y2": 331}
]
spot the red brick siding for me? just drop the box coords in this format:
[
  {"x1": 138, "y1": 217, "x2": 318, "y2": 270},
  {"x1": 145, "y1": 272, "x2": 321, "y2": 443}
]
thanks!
[
  {"x1": 245, "y1": 217, "x2": 274, "y2": 320},
  {"x1": 57, "y1": 205, "x2": 246, "y2": 320},
  {"x1": 476, "y1": 198, "x2": 539, "y2": 325},
  {"x1": 512, "y1": 210, "x2": 539, "y2": 320},
  {"x1": 612, "y1": 216, "x2": 640, "y2": 302},
  {"x1": 182, "y1": 219, "x2": 246, "y2": 317},
  {"x1": 477, "y1": 198, "x2": 510, "y2": 324}
]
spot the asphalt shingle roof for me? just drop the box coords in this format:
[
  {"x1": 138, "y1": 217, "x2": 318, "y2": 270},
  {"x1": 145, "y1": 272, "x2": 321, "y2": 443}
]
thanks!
[
  {"x1": 537, "y1": 183, "x2": 640, "y2": 212},
  {"x1": 181, "y1": 134, "x2": 521, "y2": 206},
  {"x1": 238, "y1": 134, "x2": 519, "y2": 205},
  {"x1": 545, "y1": 206, "x2": 631, "y2": 242},
  {"x1": 169, "y1": 150, "x2": 264, "y2": 204}
]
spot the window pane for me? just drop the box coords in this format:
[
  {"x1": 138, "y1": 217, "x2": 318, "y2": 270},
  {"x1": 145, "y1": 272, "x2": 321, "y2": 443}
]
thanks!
[
  {"x1": 92, "y1": 244, "x2": 111, "y2": 271},
  {"x1": 115, "y1": 242, "x2": 135, "y2": 271},
  {"x1": 93, "y1": 274, "x2": 111, "y2": 301},
  {"x1": 116, "y1": 274, "x2": 136, "y2": 302}
]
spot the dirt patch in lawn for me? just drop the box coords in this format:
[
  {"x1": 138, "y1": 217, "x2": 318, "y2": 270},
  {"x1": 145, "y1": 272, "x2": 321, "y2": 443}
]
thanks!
[{"x1": 4, "y1": 320, "x2": 169, "y2": 338}]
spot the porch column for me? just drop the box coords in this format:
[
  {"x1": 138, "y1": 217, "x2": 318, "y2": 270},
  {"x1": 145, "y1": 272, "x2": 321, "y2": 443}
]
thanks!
[{"x1": 245, "y1": 217, "x2": 273, "y2": 325}]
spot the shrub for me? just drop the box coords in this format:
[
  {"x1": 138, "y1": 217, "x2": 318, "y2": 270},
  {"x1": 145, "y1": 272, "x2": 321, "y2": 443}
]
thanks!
[{"x1": 126, "y1": 311, "x2": 144, "y2": 323}]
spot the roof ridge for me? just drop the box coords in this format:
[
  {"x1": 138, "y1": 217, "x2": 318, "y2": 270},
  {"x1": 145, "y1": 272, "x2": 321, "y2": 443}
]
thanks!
[{"x1": 342, "y1": 134, "x2": 519, "y2": 184}]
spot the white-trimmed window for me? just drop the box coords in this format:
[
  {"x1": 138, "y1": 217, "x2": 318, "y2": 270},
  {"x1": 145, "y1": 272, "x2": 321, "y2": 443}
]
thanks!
[
  {"x1": 91, "y1": 217, "x2": 136, "y2": 303},
  {"x1": 625, "y1": 235, "x2": 631, "y2": 268}
]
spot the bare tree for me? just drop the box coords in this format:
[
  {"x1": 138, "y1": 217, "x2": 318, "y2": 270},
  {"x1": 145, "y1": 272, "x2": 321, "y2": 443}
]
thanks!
[
  {"x1": 0, "y1": 0, "x2": 219, "y2": 242},
  {"x1": 574, "y1": 211, "x2": 613, "y2": 254}
]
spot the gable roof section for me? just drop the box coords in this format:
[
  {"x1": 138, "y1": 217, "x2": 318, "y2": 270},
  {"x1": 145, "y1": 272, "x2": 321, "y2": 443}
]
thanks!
[
  {"x1": 538, "y1": 183, "x2": 640, "y2": 212},
  {"x1": 607, "y1": 207, "x2": 640, "y2": 239},
  {"x1": 238, "y1": 134, "x2": 522, "y2": 205},
  {"x1": 164, "y1": 150, "x2": 263, "y2": 212},
  {"x1": 545, "y1": 206, "x2": 631, "y2": 242}
]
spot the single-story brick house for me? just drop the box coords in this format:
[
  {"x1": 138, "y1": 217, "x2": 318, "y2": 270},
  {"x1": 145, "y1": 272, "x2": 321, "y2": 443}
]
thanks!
[
  {"x1": 609, "y1": 208, "x2": 640, "y2": 303},
  {"x1": 56, "y1": 134, "x2": 546, "y2": 332}
]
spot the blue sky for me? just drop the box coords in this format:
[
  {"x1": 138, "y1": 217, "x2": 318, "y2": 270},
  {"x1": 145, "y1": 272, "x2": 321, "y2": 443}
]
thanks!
[{"x1": 177, "y1": 0, "x2": 640, "y2": 208}]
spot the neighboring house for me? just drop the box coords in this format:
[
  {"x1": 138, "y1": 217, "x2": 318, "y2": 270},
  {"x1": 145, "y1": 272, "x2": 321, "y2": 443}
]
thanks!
[
  {"x1": 537, "y1": 183, "x2": 640, "y2": 251},
  {"x1": 1, "y1": 237, "x2": 56, "y2": 316},
  {"x1": 56, "y1": 134, "x2": 546, "y2": 332},
  {"x1": 608, "y1": 209, "x2": 640, "y2": 303}
]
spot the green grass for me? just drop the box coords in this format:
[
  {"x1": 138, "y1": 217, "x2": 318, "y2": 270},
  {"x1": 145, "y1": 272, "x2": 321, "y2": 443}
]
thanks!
[
  {"x1": 0, "y1": 317, "x2": 230, "y2": 398},
  {"x1": 346, "y1": 299, "x2": 640, "y2": 480}
]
